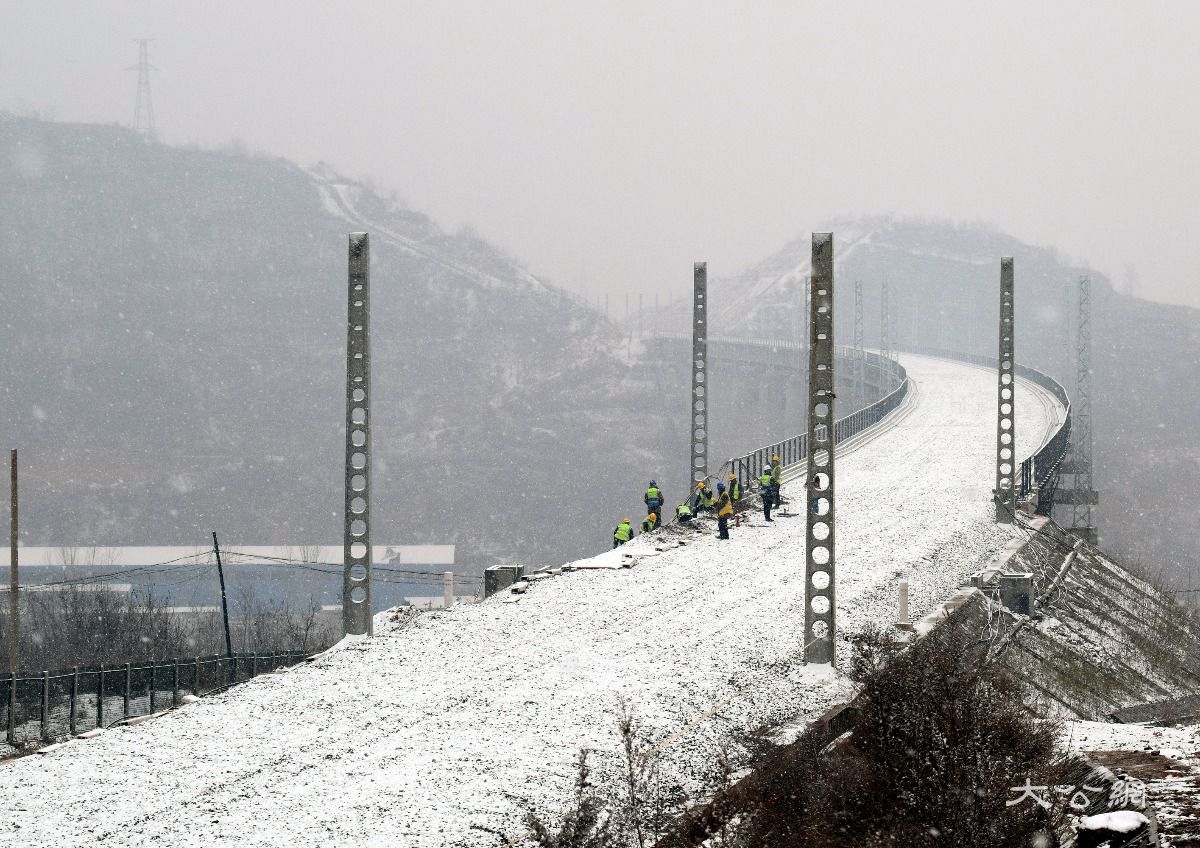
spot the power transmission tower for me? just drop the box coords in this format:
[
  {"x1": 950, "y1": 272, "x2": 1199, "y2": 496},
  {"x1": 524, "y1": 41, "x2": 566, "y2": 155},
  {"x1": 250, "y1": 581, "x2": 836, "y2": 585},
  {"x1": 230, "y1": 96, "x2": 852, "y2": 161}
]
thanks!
[
  {"x1": 130, "y1": 39, "x2": 157, "y2": 141},
  {"x1": 1060, "y1": 276, "x2": 1099, "y2": 543}
]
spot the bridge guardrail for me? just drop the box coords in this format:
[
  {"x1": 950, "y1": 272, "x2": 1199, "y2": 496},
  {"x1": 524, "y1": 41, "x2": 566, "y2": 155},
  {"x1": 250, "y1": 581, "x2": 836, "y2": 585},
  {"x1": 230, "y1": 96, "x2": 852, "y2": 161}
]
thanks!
[{"x1": 713, "y1": 348, "x2": 909, "y2": 506}]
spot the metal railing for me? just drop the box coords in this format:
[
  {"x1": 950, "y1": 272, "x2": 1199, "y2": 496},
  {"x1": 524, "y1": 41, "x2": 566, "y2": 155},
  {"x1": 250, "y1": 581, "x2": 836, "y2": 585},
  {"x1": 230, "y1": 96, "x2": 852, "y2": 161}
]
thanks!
[
  {"x1": 714, "y1": 349, "x2": 909, "y2": 502},
  {"x1": 2, "y1": 651, "x2": 310, "y2": 747}
]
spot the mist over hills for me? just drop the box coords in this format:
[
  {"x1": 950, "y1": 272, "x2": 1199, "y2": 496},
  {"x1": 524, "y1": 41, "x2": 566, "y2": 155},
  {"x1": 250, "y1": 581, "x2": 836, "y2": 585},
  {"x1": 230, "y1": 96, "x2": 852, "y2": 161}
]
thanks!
[
  {"x1": 0, "y1": 114, "x2": 676, "y2": 571},
  {"x1": 3, "y1": 116, "x2": 1195, "y2": 587},
  {"x1": 711, "y1": 217, "x2": 1200, "y2": 585}
]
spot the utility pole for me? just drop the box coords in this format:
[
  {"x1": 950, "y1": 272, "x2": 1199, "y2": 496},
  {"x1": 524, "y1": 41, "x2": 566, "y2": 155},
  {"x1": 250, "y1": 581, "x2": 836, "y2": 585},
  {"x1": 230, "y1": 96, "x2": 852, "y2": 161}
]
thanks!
[
  {"x1": 995, "y1": 258, "x2": 1017, "y2": 523},
  {"x1": 8, "y1": 450, "x2": 18, "y2": 678},
  {"x1": 689, "y1": 263, "x2": 709, "y2": 488},
  {"x1": 805, "y1": 234, "x2": 837, "y2": 666},
  {"x1": 129, "y1": 39, "x2": 157, "y2": 141},
  {"x1": 211, "y1": 532, "x2": 234, "y2": 671},
  {"x1": 879, "y1": 280, "x2": 892, "y2": 393},
  {"x1": 853, "y1": 280, "x2": 865, "y2": 402},
  {"x1": 344, "y1": 233, "x2": 373, "y2": 636}
]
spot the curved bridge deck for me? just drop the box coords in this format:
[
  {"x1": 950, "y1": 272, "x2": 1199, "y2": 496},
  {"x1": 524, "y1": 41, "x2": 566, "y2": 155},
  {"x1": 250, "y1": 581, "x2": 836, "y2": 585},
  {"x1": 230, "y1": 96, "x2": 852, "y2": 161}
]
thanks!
[{"x1": 0, "y1": 354, "x2": 1064, "y2": 848}]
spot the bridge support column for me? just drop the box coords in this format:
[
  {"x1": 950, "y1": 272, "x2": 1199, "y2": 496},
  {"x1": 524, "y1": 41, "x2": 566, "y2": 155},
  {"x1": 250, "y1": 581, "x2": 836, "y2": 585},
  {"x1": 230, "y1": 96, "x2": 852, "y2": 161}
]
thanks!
[
  {"x1": 343, "y1": 232, "x2": 373, "y2": 636},
  {"x1": 804, "y1": 234, "x2": 837, "y2": 666},
  {"x1": 995, "y1": 257, "x2": 1016, "y2": 523},
  {"x1": 690, "y1": 263, "x2": 709, "y2": 487}
]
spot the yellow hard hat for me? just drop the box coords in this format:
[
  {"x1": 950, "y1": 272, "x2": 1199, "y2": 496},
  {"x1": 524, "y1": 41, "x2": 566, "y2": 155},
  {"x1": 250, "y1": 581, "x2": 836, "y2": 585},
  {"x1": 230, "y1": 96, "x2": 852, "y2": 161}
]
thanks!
[
  {"x1": 727, "y1": 472, "x2": 736, "y2": 479},
  {"x1": 648, "y1": 513, "x2": 657, "y2": 521},
  {"x1": 623, "y1": 518, "x2": 630, "y2": 523},
  {"x1": 697, "y1": 481, "x2": 705, "y2": 489},
  {"x1": 772, "y1": 455, "x2": 779, "y2": 462}
]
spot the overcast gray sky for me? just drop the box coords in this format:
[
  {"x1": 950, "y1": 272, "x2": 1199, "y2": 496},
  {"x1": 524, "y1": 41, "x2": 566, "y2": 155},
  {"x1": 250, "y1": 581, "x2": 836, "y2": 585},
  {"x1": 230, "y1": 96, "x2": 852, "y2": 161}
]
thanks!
[{"x1": 4, "y1": 1, "x2": 1198, "y2": 308}]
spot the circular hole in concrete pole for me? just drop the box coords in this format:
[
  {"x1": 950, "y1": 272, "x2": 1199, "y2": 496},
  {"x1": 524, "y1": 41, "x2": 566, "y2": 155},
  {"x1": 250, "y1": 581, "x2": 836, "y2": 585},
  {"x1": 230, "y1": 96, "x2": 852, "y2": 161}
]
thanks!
[
  {"x1": 811, "y1": 596, "x2": 830, "y2": 615},
  {"x1": 351, "y1": 519, "x2": 367, "y2": 536},
  {"x1": 811, "y1": 570, "x2": 830, "y2": 590},
  {"x1": 351, "y1": 474, "x2": 367, "y2": 492},
  {"x1": 351, "y1": 452, "x2": 367, "y2": 470},
  {"x1": 350, "y1": 497, "x2": 367, "y2": 514},
  {"x1": 811, "y1": 521, "x2": 830, "y2": 541},
  {"x1": 351, "y1": 407, "x2": 367, "y2": 425},
  {"x1": 814, "y1": 402, "x2": 830, "y2": 418},
  {"x1": 350, "y1": 542, "x2": 367, "y2": 559},
  {"x1": 350, "y1": 587, "x2": 367, "y2": 604},
  {"x1": 350, "y1": 563, "x2": 367, "y2": 580},
  {"x1": 1002, "y1": 373, "x2": 1013, "y2": 385},
  {"x1": 1001, "y1": 403, "x2": 1012, "y2": 415},
  {"x1": 811, "y1": 545, "x2": 830, "y2": 565},
  {"x1": 813, "y1": 473, "x2": 830, "y2": 491},
  {"x1": 352, "y1": 430, "x2": 366, "y2": 447},
  {"x1": 1000, "y1": 418, "x2": 1012, "y2": 431},
  {"x1": 353, "y1": 388, "x2": 366, "y2": 402},
  {"x1": 1000, "y1": 463, "x2": 1012, "y2": 475},
  {"x1": 813, "y1": 449, "x2": 830, "y2": 468},
  {"x1": 814, "y1": 497, "x2": 830, "y2": 516},
  {"x1": 1001, "y1": 433, "x2": 1013, "y2": 445},
  {"x1": 1000, "y1": 448, "x2": 1012, "y2": 460},
  {"x1": 1002, "y1": 387, "x2": 1012, "y2": 400},
  {"x1": 811, "y1": 621, "x2": 829, "y2": 639}
]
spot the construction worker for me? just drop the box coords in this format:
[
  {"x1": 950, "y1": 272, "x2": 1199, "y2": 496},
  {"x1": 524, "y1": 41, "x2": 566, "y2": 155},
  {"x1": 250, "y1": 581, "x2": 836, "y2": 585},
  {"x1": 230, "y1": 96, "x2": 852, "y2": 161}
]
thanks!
[
  {"x1": 644, "y1": 480, "x2": 663, "y2": 516},
  {"x1": 694, "y1": 481, "x2": 715, "y2": 513},
  {"x1": 770, "y1": 455, "x2": 783, "y2": 508},
  {"x1": 675, "y1": 502, "x2": 693, "y2": 523},
  {"x1": 715, "y1": 482, "x2": 732, "y2": 539},
  {"x1": 641, "y1": 512, "x2": 658, "y2": 534},
  {"x1": 613, "y1": 518, "x2": 634, "y2": 548},
  {"x1": 759, "y1": 466, "x2": 775, "y2": 522},
  {"x1": 727, "y1": 472, "x2": 742, "y2": 502}
]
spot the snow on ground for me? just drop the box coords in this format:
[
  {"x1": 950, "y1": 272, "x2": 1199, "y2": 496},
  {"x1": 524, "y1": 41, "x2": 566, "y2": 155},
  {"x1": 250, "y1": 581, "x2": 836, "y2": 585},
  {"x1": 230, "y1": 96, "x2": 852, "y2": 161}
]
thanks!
[
  {"x1": 0, "y1": 354, "x2": 1060, "y2": 848},
  {"x1": 1066, "y1": 720, "x2": 1200, "y2": 845}
]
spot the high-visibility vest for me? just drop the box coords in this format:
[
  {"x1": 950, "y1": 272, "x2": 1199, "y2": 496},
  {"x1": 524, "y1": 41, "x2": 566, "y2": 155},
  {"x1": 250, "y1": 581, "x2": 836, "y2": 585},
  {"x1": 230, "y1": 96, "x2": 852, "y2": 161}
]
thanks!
[
  {"x1": 759, "y1": 473, "x2": 772, "y2": 488},
  {"x1": 614, "y1": 522, "x2": 633, "y2": 542},
  {"x1": 700, "y1": 488, "x2": 715, "y2": 507},
  {"x1": 641, "y1": 517, "x2": 657, "y2": 533},
  {"x1": 676, "y1": 503, "x2": 692, "y2": 518},
  {"x1": 645, "y1": 487, "x2": 661, "y2": 502},
  {"x1": 717, "y1": 493, "x2": 733, "y2": 517},
  {"x1": 729, "y1": 479, "x2": 741, "y2": 500},
  {"x1": 771, "y1": 463, "x2": 783, "y2": 485}
]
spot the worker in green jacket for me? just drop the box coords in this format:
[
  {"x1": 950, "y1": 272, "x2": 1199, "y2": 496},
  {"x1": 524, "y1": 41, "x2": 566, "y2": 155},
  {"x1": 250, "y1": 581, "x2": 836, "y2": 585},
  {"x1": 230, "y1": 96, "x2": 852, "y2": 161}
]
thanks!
[
  {"x1": 759, "y1": 466, "x2": 775, "y2": 522},
  {"x1": 676, "y1": 502, "x2": 694, "y2": 523},
  {"x1": 727, "y1": 472, "x2": 742, "y2": 501},
  {"x1": 613, "y1": 518, "x2": 634, "y2": 548},
  {"x1": 770, "y1": 455, "x2": 783, "y2": 508},
  {"x1": 694, "y1": 481, "x2": 715, "y2": 513},
  {"x1": 641, "y1": 513, "x2": 659, "y2": 534},
  {"x1": 644, "y1": 480, "x2": 664, "y2": 516}
]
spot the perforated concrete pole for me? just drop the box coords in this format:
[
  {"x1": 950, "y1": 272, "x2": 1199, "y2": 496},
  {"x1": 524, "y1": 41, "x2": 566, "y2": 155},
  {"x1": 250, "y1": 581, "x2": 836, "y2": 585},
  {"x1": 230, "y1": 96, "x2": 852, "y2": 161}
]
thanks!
[
  {"x1": 804, "y1": 234, "x2": 837, "y2": 665},
  {"x1": 995, "y1": 257, "x2": 1016, "y2": 523},
  {"x1": 690, "y1": 263, "x2": 709, "y2": 485},
  {"x1": 443, "y1": 572, "x2": 454, "y2": 609},
  {"x1": 344, "y1": 233, "x2": 373, "y2": 636}
]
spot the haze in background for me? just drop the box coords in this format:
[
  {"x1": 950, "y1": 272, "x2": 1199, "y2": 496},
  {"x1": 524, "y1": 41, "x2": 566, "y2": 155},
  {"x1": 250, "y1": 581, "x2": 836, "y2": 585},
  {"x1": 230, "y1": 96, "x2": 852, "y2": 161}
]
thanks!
[{"x1": 2, "y1": 1, "x2": 1198, "y2": 309}]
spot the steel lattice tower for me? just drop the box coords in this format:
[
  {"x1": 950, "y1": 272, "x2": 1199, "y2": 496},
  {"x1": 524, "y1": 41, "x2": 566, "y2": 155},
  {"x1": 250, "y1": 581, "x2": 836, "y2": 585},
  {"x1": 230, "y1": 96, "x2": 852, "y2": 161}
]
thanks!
[
  {"x1": 131, "y1": 39, "x2": 157, "y2": 141},
  {"x1": 1066, "y1": 276, "x2": 1098, "y2": 542}
]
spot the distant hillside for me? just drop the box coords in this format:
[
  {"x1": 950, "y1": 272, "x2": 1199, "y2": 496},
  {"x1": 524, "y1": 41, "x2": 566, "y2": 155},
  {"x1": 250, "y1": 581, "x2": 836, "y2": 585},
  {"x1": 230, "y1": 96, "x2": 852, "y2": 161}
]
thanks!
[
  {"x1": 0, "y1": 115, "x2": 675, "y2": 570},
  {"x1": 713, "y1": 217, "x2": 1200, "y2": 585}
]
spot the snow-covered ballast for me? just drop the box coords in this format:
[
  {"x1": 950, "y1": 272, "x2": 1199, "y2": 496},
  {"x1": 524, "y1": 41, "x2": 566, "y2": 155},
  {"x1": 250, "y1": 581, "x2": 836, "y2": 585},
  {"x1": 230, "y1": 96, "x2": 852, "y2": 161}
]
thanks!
[{"x1": 895, "y1": 344, "x2": 1072, "y2": 517}]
